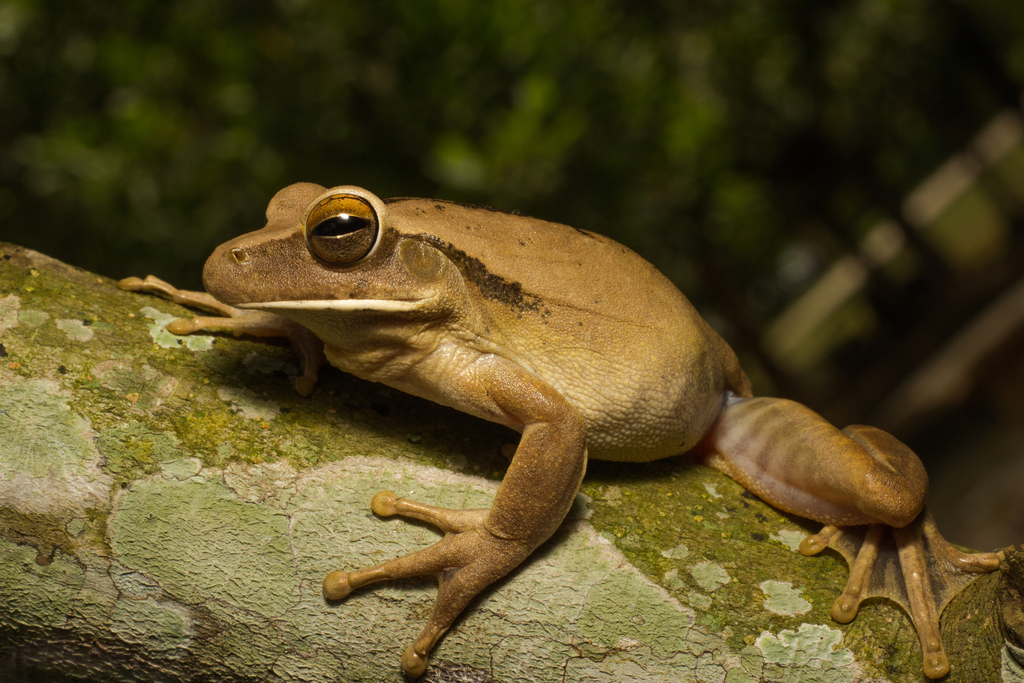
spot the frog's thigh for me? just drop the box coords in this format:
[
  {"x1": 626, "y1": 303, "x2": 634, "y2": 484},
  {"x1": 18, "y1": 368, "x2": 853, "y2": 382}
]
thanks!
[{"x1": 701, "y1": 397, "x2": 927, "y2": 527}]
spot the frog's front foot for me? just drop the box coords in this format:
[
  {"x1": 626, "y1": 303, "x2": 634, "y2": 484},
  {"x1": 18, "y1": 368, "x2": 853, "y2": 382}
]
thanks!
[
  {"x1": 800, "y1": 510, "x2": 1003, "y2": 678},
  {"x1": 323, "y1": 491, "x2": 531, "y2": 678},
  {"x1": 118, "y1": 275, "x2": 326, "y2": 396}
]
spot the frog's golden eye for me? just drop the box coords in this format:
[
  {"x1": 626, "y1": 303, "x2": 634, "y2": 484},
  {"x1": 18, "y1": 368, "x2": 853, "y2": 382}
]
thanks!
[{"x1": 303, "y1": 193, "x2": 379, "y2": 265}]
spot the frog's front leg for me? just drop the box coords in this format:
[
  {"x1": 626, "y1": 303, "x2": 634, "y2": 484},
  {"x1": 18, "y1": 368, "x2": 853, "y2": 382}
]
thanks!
[
  {"x1": 118, "y1": 275, "x2": 326, "y2": 395},
  {"x1": 322, "y1": 355, "x2": 587, "y2": 677},
  {"x1": 700, "y1": 396, "x2": 1002, "y2": 679}
]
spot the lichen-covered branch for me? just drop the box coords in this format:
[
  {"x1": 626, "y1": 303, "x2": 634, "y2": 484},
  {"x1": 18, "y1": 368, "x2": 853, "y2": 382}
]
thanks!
[{"x1": 0, "y1": 242, "x2": 1018, "y2": 682}]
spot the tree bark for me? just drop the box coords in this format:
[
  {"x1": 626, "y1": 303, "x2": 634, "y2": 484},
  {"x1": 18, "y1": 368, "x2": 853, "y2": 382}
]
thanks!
[{"x1": 0, "y1": 242, "x2": 1018, "y2": 682}]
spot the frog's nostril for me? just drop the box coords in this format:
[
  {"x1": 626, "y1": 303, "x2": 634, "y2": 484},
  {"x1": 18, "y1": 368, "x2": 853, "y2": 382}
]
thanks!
[{"x1": 231, "y1": 248, "x2": 248, "y2": 264}]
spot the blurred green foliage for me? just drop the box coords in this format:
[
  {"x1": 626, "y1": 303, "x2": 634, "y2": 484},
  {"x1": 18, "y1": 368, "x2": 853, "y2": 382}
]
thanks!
[{"x1": 1, "y1": 0, "x2": 1023, "y2": 326}]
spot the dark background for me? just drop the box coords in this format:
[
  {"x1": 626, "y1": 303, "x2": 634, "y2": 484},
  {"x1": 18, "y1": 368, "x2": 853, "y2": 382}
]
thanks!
[{"x1": 3, "y1": 0, "x2": 1024, "y2": 549}]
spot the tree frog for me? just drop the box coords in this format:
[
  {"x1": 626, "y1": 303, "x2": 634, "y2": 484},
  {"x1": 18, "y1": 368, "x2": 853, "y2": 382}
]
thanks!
[{"x1": 120, "y1": 183, "x2": 1002, "y2": 679}]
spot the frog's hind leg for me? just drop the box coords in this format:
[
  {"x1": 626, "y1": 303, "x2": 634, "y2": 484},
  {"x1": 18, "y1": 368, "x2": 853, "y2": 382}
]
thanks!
[
  {"x1": 119, "y1": 275, "x2": 325, "y2": 395},
  {"x1": 700, "y1": 396, "x2": 1002, "y2": 679}
]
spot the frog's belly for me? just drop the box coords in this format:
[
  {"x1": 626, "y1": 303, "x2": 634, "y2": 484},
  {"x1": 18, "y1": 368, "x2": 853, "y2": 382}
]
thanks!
[{"x1": 532, "y1": 331, "x2": 727, "y2": 463}]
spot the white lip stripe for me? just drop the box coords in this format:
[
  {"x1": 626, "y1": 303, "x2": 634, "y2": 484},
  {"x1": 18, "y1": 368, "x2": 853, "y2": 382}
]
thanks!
[{"x1": 237, "y1": 299, "x2": 423, "y2": 312}]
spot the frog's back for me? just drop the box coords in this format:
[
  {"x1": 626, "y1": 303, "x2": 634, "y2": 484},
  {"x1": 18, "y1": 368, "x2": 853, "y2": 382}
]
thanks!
[{"x1": 386, "y1": 199, "x2": 751, "y2": 462}]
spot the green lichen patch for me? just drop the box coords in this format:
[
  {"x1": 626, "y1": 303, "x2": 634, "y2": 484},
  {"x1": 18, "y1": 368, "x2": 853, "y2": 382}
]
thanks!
[
  {"x1": 0, "y1": 378, "x2": 111, "y2": 520},
  {"x1": 90, "y1": 360, "x2": 179, "y2": 413},
  {"x1": 111, "y1": 561, "x2": 163, "y2": 599},
  {"x1": 576, "y1": 561, "x2": 697, "y2": 657},
  {"x1": 0, "y1": 541, "x2": 84, "y2": 630},
  {"x1": 1004, "y1": 644, "x2": 1024, "y2": 682},
  {"x1": 0, "y1": 293, "x2": 19, "y2": 333},
  {"x1": 755, "y1": 623, "x2": 856, "y2": 680},
  {"x1": 690, "y1": 559, "x2": 731, "y2": 592},
  {"x1": 759, "y1": 580, "x2": 812, "y2": 616},
  {"x1": 140, "y1": 307, "x2": 214, "y2": 351},
  {"x1": 0, "y1": 379, "x2": 97, "y2": 481},
  {"x1": 17, "y1": 309, "x2": 49, "y2": 326},
  {"x1": 703, "y1": 482, "x2": 723, "y2": 499},
  {"x1": 110, "y1": 473, "x2": 298, "y2": 618},
  {"x1": 688, "y1": 591, "x2": 712, "y2": 610},
  {"x1": 217, "y1": 385, "x2": 282, "y2": 421},
  {"x1": 771, "y1": 529, "x2": 807, "y2": 552},
  {"x1": 108, "y1": 596, "x2": 191, "y2": 653},
  {"x1": 56, "y1": 318, "x2": 95, "y2": 342},
  {"x1": 160, "y1": 458, "x2": 202, "y2": 480},
  {"x1": 661, "y1": 542, "x2": 689, "y2": 560},
  {"x1": 97, "y1": 423, "x2": 185, "y2": 482},
  {"x1": 662, "y1": 567, "x2": 684, "y2": 589}
]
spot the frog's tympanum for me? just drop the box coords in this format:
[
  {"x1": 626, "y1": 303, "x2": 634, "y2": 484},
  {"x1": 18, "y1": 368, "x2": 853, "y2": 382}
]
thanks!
[{"x1": 120, "y1": 184, "x2": 1003, "y2": 678}]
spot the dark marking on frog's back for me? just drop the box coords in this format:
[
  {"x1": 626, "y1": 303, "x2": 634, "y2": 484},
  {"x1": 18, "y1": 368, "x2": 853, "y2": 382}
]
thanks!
[
  {"x1": 567, "y1": 224, "x2": 597, "y2": 239},
  {"x1": 414, "y1": 234, "x2": 542, "y2": 314}
]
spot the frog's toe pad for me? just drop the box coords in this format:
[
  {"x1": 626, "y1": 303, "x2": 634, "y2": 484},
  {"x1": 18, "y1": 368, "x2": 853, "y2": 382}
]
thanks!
[
  {"x1": 924, "y1": 651, "x2": 951, "y2": 680},
  {"x1": 402, "y1": 645, "x2": 429, "y2": 677},
  {"x1": 830, "y1": 594, "x2": 859, "y2": 624},
  {"x1": 799, "y1": 525, "x2": 841, "y2": 556},
  {"x1": 323, "y1": 570, "x2": 353, "y2": 600},
  {"x1": 166, "y1": 317, "x2": 203, "y2": 335},
  {"x1": 117, "y1": 276, "x2": 145, "y2": 290},
  {"x1": 370, "y1": 490, "x2": 400, "y2": 516}
]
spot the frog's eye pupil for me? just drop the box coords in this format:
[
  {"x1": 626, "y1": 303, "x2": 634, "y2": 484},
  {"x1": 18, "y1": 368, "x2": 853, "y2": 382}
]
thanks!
[{"x1": 313, "y1": 214, "x2": 369, "y2": 237}]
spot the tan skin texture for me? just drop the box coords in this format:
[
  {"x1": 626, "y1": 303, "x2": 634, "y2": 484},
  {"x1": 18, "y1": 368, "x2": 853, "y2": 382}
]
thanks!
[{"x1": 120, "y1": 184, "x2": 1002, "y2": 679}]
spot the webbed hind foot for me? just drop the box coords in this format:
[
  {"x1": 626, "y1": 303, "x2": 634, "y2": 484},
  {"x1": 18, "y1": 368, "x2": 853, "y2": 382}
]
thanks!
[{"x1": 801, "y1": 509, "x2": 1002, "y2": 678}]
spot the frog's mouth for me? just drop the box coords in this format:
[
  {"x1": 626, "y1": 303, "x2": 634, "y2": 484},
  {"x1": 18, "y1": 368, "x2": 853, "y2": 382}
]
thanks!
[{"x1": 238, "y1": 299, "x2": 426, "y2": 313}]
